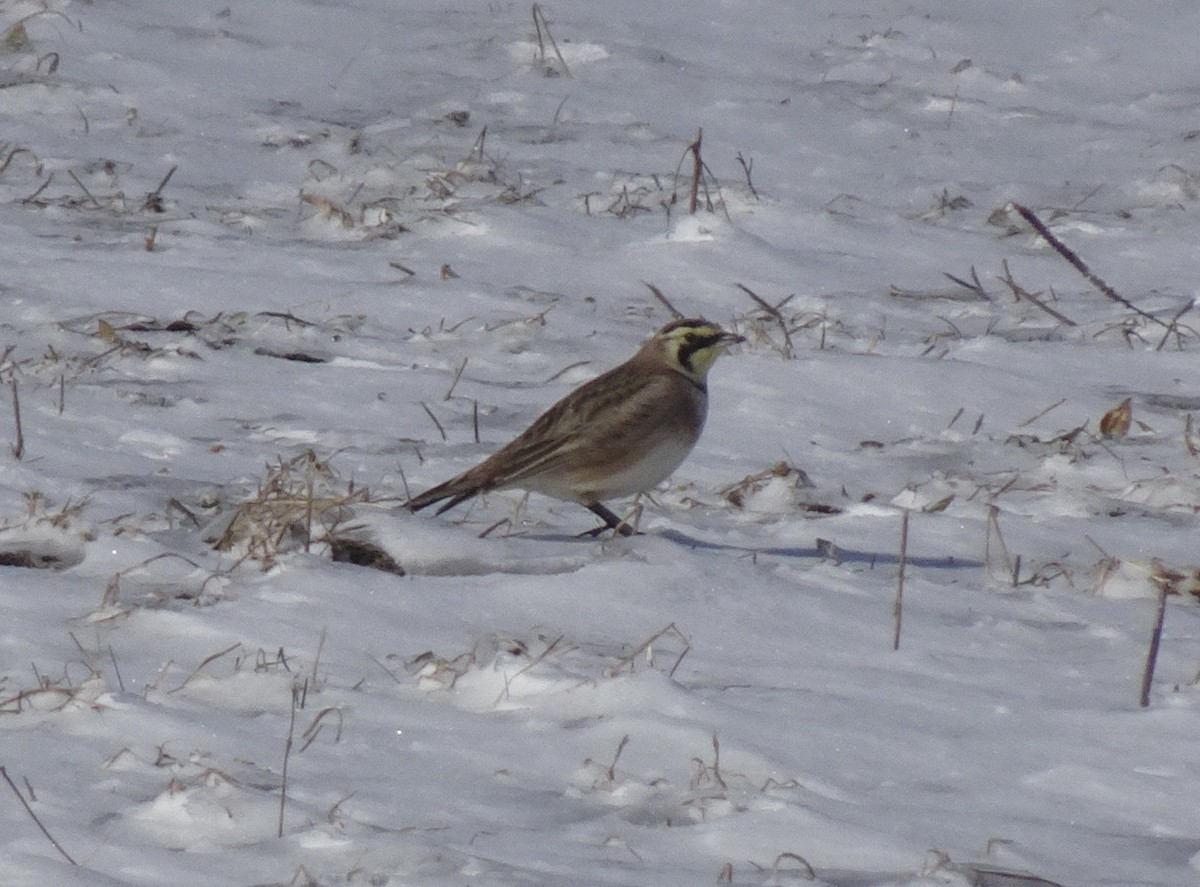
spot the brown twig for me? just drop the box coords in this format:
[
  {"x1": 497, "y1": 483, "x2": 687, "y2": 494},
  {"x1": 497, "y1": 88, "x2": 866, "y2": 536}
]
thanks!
[
  {"x1": 736, "y1": 283, "x2": 794, "y2": 358},
  {"x1": 1185, "y1": 414, "x2": 1200, "y2": 459},
  {"x1": 299, "y1": 705, "x2": 343, "y2": 752},
  {"x1": 9, "y1": 377, "x2": 23, "y2": 459},
  {"x1": 21, "y1": 173, "x2": 53, "y2": 204},
  {"x1": 0, "y1": 146, "x2": 39, "y2": 177},
  {"x1": 709, "y1": 732, "x2": 727, "y2": 790},
  {"x1": 531, "y1": 4, "x2": 571, "y2": 78},
  {"x1": 666, "y1": 130, "x2": 729, "y2": 220},
  {"x1": 108, "y1": 645, "x2": 125, "y2": 692},
  {"x1": 608, "y1": 622, "x2": 691, "y2": 678},
  {"x1": 984, "y1": 504, "x2": 1015, "y2": 581},
  {"x1": 0, "y1": 766, "x2": 76, "y2": 865},
  {"x1": 545, "y1": 360, "x2": 591, "y2": 383},
  {"x1": 1012, "y1": 202, "x2": 1166, "y2": 328},
  {"x1": 996, "y1": 259, "x2": 1077, "y2": 327},
  {"x1": 1139, "y1": 586, "x2": 1169, "y2": 708},
  {"x1": 943, "y1": 265, "x2": 990, "y2": 301},
  {"x1": 495, "y1": 635, "x2": 568, "y2": 704},
  {"x1": 1154, "y1": 298, "x2": 1197, "y2": 352},
  {"x1": 444, "y1": 357, "x2": 468, "y2": 401},
  {"x1": 141, "y1": 164, "x2": 177, "y2": 212},
  {"x1": 642, "y1": 281, "x2": 685, "y2": 319},
  {"x1": 420, "y1": 402, "x2": 447, "y2": 441},
  {"x1": 470, "y1": 125, "x2": 487, "y2": 162},
  {"x1": 278, "y1": 682, "x2": 301, "y2": 837},
  {"x1": 735, "y1": 151, "x2": 758, "y2": 199},
  {"x1": 769, "y1": 853, "x2": 816, "y2": 881},
  {"x1": 687, "y1": 128, "x2": 703, "y2": 214},
  {"x1": 1017, "y1": 397, "x2": 1067, "y2": 428},
  {"x1": 605, "y1": 734, "x2": 630, "y2": 783},
  {"x1": 67, "y1": 169, "x2": 100, "y2": 207},
  {"x1": 169, "y1": 642, "x2": 242, "y2": 693}
]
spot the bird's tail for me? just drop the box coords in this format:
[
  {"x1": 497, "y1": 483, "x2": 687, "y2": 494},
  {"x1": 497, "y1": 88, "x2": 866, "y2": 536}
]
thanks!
[{"x1": 406, "y1": 471, "x2": 488, "y2": 515}]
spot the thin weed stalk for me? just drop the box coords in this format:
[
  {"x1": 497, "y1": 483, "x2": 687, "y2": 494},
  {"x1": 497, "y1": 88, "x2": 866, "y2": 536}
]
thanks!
[
  {"x1": 736, "y1": 283, "x2": 794, "y2": 358},
  {"x1": 9, "y1": 377, "x2": 23, "y2": 459},
  {"x1": 0, "y1": 766, "x2": 76, "y2": 865},
  {"x1": 531, "y1": 4, "x2": 571, "y2": 77},
  {"x1": 278, "y1": 682, "x2": 302, "y2": 838},
  {"x1": 642, "y1": 281, "x2": 684, "y2": 319},
  {"x1": 893, "y1": 509, "x2": 909, "y2": 650},
  {"x1": 1139, "y1": 586, "x2": 1169, "y2": 708},
  {"x1": 1013, "y1": 202, "x2": 1166, "y2": 328}
]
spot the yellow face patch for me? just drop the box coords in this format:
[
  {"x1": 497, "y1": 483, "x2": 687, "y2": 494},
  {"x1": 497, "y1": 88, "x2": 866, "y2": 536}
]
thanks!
[{"x1": 657, "y1": 320, "x2": 741, "y2": 379}]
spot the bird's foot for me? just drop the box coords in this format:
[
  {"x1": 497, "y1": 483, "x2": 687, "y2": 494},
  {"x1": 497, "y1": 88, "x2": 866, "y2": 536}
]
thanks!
[
  {"x1": 583, "y1": 502, "x2": 639, "y2": 538},
  {"x1": 579, "y1": 521, "x2": 636, "y2": 538}
]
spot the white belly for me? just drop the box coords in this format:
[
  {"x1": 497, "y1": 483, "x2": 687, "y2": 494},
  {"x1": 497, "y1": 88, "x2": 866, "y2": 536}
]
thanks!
[
  {"x1": 518, "y1": 433, "x2": 698, "y2": 502},
  {"x1": 585, "y1": 434, "x2": 695, "y2": 499}
]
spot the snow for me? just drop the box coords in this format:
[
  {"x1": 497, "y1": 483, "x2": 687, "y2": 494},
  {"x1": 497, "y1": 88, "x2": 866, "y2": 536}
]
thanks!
[{"x1": 2, "y1": 1, "x2": 1199, "y2": 885}]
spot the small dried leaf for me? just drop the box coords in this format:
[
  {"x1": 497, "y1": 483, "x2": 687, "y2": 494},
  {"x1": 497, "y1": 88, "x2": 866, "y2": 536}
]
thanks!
[
  {"x1": 815, "y1": 538, "x2": 841, "y2": 563},
  {"x1": 5, "y1": 22, "x2": 31, "y2": 53},
  {"x1": 1099, "y1": 397, "x2": 1132, "y2": 439},
  {"x1": 986, "y1": 205, "x2": 1014, "y2": 226},
  {"x1": 1149, "y1": 561, "x2": 1200, "y2": 601},
  {"x1": 96, "y1": 319, "x2": 119, "y2": 343},
  {"x1": 923, "y1": 494, "x2": 955, "y2": 514}
]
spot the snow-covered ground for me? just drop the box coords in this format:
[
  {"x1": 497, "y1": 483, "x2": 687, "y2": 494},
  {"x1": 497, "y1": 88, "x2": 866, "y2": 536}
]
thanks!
[{"x1": 2, "y1": 1, "x2": 1199, "y2": 884}]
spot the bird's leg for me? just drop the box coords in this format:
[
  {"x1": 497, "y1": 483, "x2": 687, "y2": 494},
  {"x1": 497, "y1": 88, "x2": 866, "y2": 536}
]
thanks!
[{"x1": 582, "y1": 502, "x2": 635, "y2": 537}]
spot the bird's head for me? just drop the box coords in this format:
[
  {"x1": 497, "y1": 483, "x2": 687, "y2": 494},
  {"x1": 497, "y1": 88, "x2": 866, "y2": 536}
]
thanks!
[{"x1": 652, "y1": 318, "x2": 745, "y2": 383}]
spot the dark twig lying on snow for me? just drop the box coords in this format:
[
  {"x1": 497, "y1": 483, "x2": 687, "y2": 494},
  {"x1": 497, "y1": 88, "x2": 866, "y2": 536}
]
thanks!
[
  {"x1": 170, "y1": 643, "x2": 241, "y2": 693},
  {"x1": 996, "y1": 259, "x2": 1077, "y2": 327},
  {"x1": 943, "y1": 265, "x2": 990, "y2": 301},
  {"x1": 1154, "y1": 298, "x2": 1197, "y2": 352},
  {"x1": 1, "y1": 765, "x2": 76, "y2": 865},
  {"x1": 767, "y1": 853, "x2": 816, "y2": 882},
  {"x1": 1012, "y1": 202, "x2": 1166, "y2": 328}
]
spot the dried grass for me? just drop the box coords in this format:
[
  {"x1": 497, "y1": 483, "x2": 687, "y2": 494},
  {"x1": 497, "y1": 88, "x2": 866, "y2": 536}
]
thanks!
[{"x1": 210, "y1": 450, "x2": 400, "y2": 574}]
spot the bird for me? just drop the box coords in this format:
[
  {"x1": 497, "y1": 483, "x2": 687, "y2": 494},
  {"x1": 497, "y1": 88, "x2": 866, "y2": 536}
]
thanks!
[{"x1": 406, "y1": 317, "x2": 744, "y2": 535}]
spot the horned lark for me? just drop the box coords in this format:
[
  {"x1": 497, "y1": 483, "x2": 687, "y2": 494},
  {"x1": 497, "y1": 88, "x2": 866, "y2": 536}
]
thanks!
[{"x1": 406, "y1": 318, "x2": 744, "y2": 535}]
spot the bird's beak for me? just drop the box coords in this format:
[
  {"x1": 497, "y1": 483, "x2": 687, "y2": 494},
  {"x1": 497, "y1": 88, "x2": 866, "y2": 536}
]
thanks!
[{"x1": 720, "y1": 330, "x2": 746, "y2": 347}]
